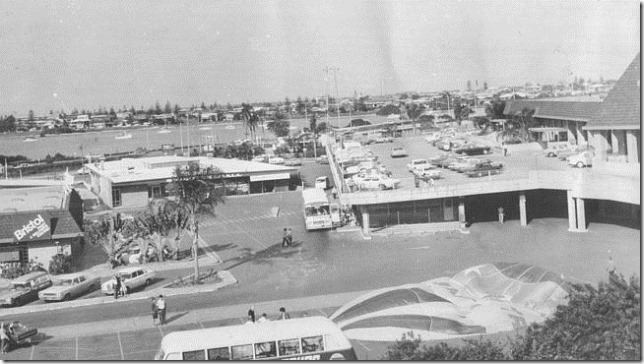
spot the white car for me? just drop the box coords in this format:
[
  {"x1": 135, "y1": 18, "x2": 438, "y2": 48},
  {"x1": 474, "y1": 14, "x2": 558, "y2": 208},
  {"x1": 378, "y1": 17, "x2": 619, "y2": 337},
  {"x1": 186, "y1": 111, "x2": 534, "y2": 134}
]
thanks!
[
  {"x1": 268, "y1": 156, "x2": 285, "y2": 165},
  {"x1": 406, "y1": 159, "x2": 431, "y2": 172},
  {"x1": 567, "y1": 150, "x2": 595, "y2": 168},
  {"x1": 101, "y1": 267, "x2": 156, "y2": 295},
  {"x1": 356, "y1": 175, "x2": 400, "y2": 190},
  {"x1": 39, "y1": 273, "x2": 100, "y2": 302},
  {"x1": 315, "y1": 176, "x2": 330, "y2": 189},
  {"x1": 413, "y1": 165, "x2": 442, "y2": 179},
  {"x1": 252, "y1": 155, "x2": 267, "y2": 163},
  {"x1": 544, "y1": 144, "x2": 577, "y2": 157}
]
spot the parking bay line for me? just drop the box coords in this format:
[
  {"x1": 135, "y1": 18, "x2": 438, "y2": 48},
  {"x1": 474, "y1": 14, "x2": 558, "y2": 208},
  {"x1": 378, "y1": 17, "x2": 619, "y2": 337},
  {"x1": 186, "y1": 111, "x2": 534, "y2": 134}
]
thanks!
[
  {"x1": 75, "y1": 336, "x2": 79, "y2": 360},
  {"x1": 30, "y1": 343, "x2": 35, "y2": 360},
  {"x1": 117, "y1": 332, "x2": 125, "y2": 360}
]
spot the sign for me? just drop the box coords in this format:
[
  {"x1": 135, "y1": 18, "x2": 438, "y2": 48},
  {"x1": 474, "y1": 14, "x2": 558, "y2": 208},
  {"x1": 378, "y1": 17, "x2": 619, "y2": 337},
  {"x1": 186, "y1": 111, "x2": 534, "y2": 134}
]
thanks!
[
  {"x1": 13, "y1": 214, "x2": 51, "y2": 242},
  {"x1": 250, "y1": 173, "x2": 291, "y2": 182}
]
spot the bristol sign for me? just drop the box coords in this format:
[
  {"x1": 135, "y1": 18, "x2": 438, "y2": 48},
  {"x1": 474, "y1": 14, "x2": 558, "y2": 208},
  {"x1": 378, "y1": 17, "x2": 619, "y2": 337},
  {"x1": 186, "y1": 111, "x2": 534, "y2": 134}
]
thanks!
[{"x1": 14, "y1": 214, "x2": 50, "y2": 242}]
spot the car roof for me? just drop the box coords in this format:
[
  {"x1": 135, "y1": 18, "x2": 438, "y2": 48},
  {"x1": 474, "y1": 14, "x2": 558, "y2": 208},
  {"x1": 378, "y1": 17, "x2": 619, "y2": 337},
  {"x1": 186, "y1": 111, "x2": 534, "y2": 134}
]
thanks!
[
  {"x1": 118, "y1": 267, "x2": 147, "y2": 273},
  {"x1": 53, "y1": 273, "x2": 89, "y2": 280},
  {"x1": 12, "y1": 271, "x2": 49, "y2": 283}
]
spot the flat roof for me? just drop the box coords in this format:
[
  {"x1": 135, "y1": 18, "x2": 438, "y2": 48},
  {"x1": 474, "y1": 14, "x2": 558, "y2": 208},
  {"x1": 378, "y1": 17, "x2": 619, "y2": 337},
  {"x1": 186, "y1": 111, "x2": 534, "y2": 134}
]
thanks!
[
  {"x1": 0, "y1": 186, "x2": 65, "y2": 213},
  {"x1": 87, "y1": 155, "x2": 297, "y2": 184}
]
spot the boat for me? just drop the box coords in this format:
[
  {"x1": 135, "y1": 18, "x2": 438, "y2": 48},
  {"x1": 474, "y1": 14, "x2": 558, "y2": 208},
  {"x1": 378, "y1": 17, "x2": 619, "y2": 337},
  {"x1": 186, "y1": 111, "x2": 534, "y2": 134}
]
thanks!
[
  {"x1": 157, "y1": 128, "x2": 172, "y2": 134},
  {"x1": 225, "y1": 125, "x2": 235, "y2": 130},
  {"x1": 199, "y1": 127, "x2": 212, "y2": 131},
  {"x1": 23, "y1": 137, "x2": 38, "y2": 142},
  {"x1": 115, "y1": 132, "x2": 133, "y2": 140}
]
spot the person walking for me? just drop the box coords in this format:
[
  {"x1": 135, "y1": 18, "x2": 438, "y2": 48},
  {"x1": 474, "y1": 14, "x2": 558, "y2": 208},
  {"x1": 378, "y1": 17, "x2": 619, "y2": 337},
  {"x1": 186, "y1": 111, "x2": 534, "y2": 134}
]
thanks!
[
  {"x1": 282, "y1": 228, "x2": 289, "y2": 247},
  {"x1": 151, "y1": 297, "x2": 158, "y2": 325},
  {"x1": 286, "y1": 228, "x2": 293, "y2": 246},
  {"x1": 248, "y1": 307, "x2": 256, "y2": 323},
  {"x1": 279, "y1": 307, "x2": 291, "y2": 320},
  {"x1": 120, "y1": 281, "x2": 128, "y2": 298},
  {"x1": 156, "y1": 295, "x2": 167, "y2": 325},
  {"x1": 0, "y1": 323, "x2": 9, "y2": 354},
  {"x1": 113, "y1": 274, "x2": 121, "y2": 300},
  {"x1": 606, "y1": 256, "x2": 618, "y2": 284},
  {"x1": 331, "y1": 186, "x2": 338, "y2": 200},
  {"x1": 498, "y1": 207, "x2": 505, "y2": 225}
]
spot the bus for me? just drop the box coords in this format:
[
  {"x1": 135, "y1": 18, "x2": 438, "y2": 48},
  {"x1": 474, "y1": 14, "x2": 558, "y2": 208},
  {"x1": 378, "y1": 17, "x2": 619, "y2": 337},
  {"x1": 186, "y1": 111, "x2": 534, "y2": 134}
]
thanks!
[
  {"x1": 155, "y1": 316, "x2": 357, "y2": 360},
  {"x1": 302, "y1": 188, "x2": 333, "y2": 230}
]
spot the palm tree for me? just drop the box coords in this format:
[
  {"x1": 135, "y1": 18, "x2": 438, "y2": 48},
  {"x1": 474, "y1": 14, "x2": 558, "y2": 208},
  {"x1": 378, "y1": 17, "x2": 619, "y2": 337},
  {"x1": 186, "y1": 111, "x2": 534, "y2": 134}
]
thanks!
[
  {"x1": 137, "y1": 198, "x2": 189, "y2": 261},
  {"x1": 241, "y1": 103, "x2": 259, "y2": 146},
  {"x1": 169, "y1": 162, "x2": 226, "y2": 282}
]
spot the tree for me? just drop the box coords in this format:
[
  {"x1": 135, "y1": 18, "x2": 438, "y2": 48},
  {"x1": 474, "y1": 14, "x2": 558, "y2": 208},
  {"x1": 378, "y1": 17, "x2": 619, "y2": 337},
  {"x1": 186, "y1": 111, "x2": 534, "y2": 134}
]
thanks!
[
  {"x1": 309, "y1": 114, "x2": 317, "y2": 137},
  {"x1": 485, "y1": 97, "x2": 506, "y2": 120},
  {"x1": 137, "y1": 198, "x2": 189, "y2": 261},
  {"x1": 241, "y1": 103, "x2": 259, "y2": 145},
  {"x1": 0, "y1": 115, "x2": 16, "y2": 133},
  {"x1": 267, "y1": 119, "x2": 290, "y2": 138},
  {"x1": 28, "y1": 109, "x2": 35, "y2": 121},
  {"x1": 467, "y1": 80, "x2": 472, "y2": 91},
  {"x1": 483, "y1": 81, "x2": 488, "y2": 90},
  {"x1": 164, "y1": 101, "x2": 172, "y2": 114},
  {"x1": 155, "y1": 101, "x2": 162, "y2": 115},
  {"x1": 383, "y1": 332, "x2": 507, "y2": 360},
  {"x1": 376, "y1": 104, "x2": 401, "y2": 116},
  {"x1": 169, "y1": 163, "x2": 226, "y2": 282},
  {"x1": 315, "y1": 121, "x2": 328, "y2": 134}
]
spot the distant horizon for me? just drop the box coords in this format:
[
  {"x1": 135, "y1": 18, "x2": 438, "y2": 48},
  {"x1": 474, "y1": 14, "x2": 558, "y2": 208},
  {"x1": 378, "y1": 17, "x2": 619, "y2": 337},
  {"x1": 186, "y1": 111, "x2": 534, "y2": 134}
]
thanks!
[{"x1": 0, "y1": 0, "x2": 638, "y2": 117}]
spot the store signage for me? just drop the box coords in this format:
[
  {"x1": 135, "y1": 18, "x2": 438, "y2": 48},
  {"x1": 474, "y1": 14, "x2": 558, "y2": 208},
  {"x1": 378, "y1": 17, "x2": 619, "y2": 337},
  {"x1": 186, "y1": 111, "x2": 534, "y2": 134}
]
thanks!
[{"x1": 13, "y1": 214, "x2": 50, "y2": 242}]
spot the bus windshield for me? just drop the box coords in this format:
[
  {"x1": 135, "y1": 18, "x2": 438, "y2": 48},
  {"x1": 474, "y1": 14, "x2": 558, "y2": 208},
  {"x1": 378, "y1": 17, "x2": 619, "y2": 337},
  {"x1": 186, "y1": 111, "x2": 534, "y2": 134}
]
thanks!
[{"x1": 302, "y1": 189, "x2": 333, "y2": 230}]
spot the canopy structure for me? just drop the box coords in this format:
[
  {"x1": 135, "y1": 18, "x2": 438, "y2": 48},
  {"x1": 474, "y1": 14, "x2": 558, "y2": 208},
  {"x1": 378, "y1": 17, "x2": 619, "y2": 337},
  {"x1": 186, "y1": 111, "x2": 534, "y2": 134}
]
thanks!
[
  {"x1": 528, "y1": 127, "x2": 568, "y2": 133},
  {"x1": 329, "y1": 263, "x2": 570, "y2": 342}
]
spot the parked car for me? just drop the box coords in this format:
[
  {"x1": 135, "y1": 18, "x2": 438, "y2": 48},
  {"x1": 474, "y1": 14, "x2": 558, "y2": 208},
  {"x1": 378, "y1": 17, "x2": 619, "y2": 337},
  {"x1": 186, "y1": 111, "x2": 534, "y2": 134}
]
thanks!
[
  {"x1": 284, "y1": 158, "x2": 302, "y2": 166},
  {"x1": 315, "y1": 176, "x2": 330, "y2": 189},
  {"x1": 101, "y1": 267, "x2": 156, "y2": 295},
  {"x1": 447, "y1": 156, "x2": 480, "y2": 171},
  {"x1": 252, "y1": 155, "x2": 267, "y2": 163},
  {"x1": 0, "y1": 271, "x2": 52, "y2": 307},
  {"x1": 316, "y1": 155, "x2": 329, "y2": 164},
  {"x1": 567, "y1": 150, "x2": 595, "y2": 168},
  {"x1": 390, "y1": 147, "x2": 408, "y2": 158},
  {"x1": 406, "y1": 159, "x2": 431, "y2": 172},
  {"x1": 39, "y1": 273, "x2": 100, "y2": 302},
  {"x1": 268, "y1": 156, "x2": 285, "y2": 165},
  {"x1": 465, "y1": 162, "x2": 504, "y2": 177},
  {"x1": 374, "y1": 136, "x2": 394, "y2": 143},
  {"x1": 454, "y1": 144, "x2": 491, "y2": 155},
  {"x1": 544, "y1": 144, "x2": 577, "y2": 157},
  {"x1": 355, "y1": 174, "x2": 400, "y2": 190},
  {"x1": 413, "y1": 165, "x2": 442, "y2": 179},
  {"x1": 429, "y1": 154, "x2": 457, "y2": 168}
]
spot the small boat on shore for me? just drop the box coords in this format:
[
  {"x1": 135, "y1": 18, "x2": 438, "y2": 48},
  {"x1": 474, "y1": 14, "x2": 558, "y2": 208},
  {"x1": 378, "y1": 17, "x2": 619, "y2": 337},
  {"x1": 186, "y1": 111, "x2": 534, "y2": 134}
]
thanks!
[
  {"x1": 23, "y1": 137, "x2": 39, "y2": 142},
  {"x1": 115, "y1": 132, "x2": 133, "y2": 140},
  {"x1": 157, "y1": 128, "x2": 171, "y2": 134},
  {"x1": 225, "y1": 125, "x2": 235, "y2": 130},
  {"x1": 199, "y1": 127, "x2": 212, "y2": 131}
]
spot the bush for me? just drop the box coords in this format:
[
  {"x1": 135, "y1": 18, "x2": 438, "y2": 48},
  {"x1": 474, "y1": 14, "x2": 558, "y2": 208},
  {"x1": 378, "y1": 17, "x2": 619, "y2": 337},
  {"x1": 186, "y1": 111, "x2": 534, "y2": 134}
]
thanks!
[{"x1": 48, "y1": 254, "x2": 73, "y2": 275}]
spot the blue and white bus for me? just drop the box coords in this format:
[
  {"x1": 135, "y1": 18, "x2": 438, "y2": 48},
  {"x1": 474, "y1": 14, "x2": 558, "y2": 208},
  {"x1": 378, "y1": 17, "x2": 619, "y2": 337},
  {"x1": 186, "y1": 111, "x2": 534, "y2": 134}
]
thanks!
[{"x1": 302, "y1": 188, "x2": 333, "y2": 230}]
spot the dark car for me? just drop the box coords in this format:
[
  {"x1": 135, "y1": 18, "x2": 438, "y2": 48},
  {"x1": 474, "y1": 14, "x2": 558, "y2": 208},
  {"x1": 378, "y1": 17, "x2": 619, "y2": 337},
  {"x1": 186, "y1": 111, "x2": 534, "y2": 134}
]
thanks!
[
  {"x1": 0, "y1": 271, "x2": 52, "y2": 307},
  {"x1": 454, "y1": 144, "x2": 492, "y2": 155},
  {"x1": 465, "y1": 162, "x2": 504, "y2": 178},
  {"x1": 429, "y1": 154, "x2": 458, "y2": 168}
]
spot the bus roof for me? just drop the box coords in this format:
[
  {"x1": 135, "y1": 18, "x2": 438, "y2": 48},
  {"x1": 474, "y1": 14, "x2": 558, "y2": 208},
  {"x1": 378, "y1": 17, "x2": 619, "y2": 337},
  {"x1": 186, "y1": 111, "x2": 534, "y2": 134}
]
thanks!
[
  {"x1": 302, "y1": 188, "x2": 329, "y2": 206},
  {"x1": 159, "y1": 316, "x2": 349, "y2": 353}
]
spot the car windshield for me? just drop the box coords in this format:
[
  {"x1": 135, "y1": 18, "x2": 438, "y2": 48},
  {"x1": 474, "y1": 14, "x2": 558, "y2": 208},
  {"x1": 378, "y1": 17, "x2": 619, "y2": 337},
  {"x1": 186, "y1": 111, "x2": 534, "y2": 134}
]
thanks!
[
  {"x1": 12, "y1": 283, "x2": 29, "y2": 290},
  {"x1": 120, "y1": 273, "x2": 132, "y2": 279},
  {"x1": 60, "y1": 279, "x2": 74, "y2": 286}
]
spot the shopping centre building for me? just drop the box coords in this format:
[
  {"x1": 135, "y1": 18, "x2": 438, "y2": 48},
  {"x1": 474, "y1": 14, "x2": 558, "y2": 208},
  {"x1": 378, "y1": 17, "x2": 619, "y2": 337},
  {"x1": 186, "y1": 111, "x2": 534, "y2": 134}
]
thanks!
[{"x1": 328, "y1": 53, "x2": 640, "y2": 238}]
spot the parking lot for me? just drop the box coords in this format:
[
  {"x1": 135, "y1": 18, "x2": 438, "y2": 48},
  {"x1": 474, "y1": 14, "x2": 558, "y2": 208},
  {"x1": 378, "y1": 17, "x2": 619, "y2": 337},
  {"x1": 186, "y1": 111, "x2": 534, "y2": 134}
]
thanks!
[{"x1": 350, "y1": 133, "x2": 572, "y2": 190}]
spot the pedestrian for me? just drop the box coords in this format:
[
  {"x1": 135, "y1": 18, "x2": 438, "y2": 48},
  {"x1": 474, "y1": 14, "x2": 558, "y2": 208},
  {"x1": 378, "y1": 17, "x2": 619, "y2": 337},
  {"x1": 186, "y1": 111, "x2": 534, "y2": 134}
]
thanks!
[
  {"x1": 151, "y1": 297, "x2": 158, "y2": 325},
  {"x1": 120, "y1": 281, "x2": 128, "y2": 298},
  {"x1": 0, "y1": 323, "x2": 8, "y2": 354},
  {"x1": 258, "y1": 313, "x2": 269, "y2": 323},
  {"x1": 113, "y1": 274, "x2": 121, "y2": 300},
  {"x1": 156, "y1": 295, "x2": 167, "y2": 325},
  {"x1": 331, "y1": 186, "x2": 338, "y2": 199},
  {"x1": 279, "y1": 307, "x2": 291, "y2": 320},
  {"x1": 502, "y1": 141, "x2": 508, "y2": 157},
  {"x1": 287, "y1": 228, "x2": 293, "y2": 246},
  {"x1": 282, "y1": 228, "x2": 289, "y2": 247},
  {"x1": 606, "y1": 256, "x2": 618, "y2": 284},
  {"x1": 498, "y1": 207, "x2": 505, "y2": 225},
  {"x1": 248, "y1": 306, "x2": 256, "y2": 323}
]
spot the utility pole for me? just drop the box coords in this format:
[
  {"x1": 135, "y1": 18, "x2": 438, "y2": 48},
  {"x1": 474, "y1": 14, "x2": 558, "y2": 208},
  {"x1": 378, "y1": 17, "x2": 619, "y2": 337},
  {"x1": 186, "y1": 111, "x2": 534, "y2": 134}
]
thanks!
[
  {"x1": 331, "y1": 67, "x2": 340, "y2": 128},
  {"x1": 323, "y1": 67, "x2": 330, "y2": 129}
]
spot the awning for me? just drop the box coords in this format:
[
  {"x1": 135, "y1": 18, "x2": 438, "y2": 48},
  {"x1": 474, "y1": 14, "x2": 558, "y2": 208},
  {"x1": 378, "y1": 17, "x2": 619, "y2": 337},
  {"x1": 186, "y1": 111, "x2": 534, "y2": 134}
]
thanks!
[
  {"x1": 528, "y1": 127, "x2": 568, "y2": 133},
  {"x1": 250, "y1": 173, "x2": 291, "y2": 182}
]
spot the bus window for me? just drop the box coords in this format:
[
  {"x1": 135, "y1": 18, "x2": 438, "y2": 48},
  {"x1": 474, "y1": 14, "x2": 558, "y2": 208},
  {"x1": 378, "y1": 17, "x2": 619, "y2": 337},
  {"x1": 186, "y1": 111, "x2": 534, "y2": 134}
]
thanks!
[
  {"x1": 231, "y1": 344, "x2": 254, "y2": 360},
  {"x1": 207, "y1": 347, "x2": 230, "y2": 361},
  {"x1": 301, "y1": 336, "x2": 324, "y2": 353},
  {"x1": 183, "y1": 350, "x2": 206, "y2": 360},
  {"x1": 278, "y1": 338, "x2": 301, "y2": 357},
  {"x1": 254, "y1": 341, "x2": 277, "y2": 359}
]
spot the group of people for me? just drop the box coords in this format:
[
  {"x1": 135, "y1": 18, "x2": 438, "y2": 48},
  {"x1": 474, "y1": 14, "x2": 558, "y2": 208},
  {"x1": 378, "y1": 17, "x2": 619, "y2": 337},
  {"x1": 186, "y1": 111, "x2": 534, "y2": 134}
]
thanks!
[
  {"x1": 150, "y1": 295, "x2": 167, "y2": 325},
  {"x1": 282, "y1": 228, "x2": 293, "y2": 247},
  {"x1": 0, "y1": 323, "x2": 18, "y2": 354},
  {"x1": 246, "y1": 307, "x2": 291, "y2": 323},
  {"x1": 112, "y1": 274, "x2": 128, "y2": 299},
  {"x1": 0, "y1": 260, "x2": 45, "y2": 280}
]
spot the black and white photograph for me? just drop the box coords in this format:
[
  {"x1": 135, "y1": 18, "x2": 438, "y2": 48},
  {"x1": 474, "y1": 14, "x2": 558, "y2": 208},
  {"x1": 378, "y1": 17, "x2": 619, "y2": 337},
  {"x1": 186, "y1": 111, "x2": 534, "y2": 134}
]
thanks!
[{"x1": 0, "y1": 0, "x2": 640, "y2": 360}]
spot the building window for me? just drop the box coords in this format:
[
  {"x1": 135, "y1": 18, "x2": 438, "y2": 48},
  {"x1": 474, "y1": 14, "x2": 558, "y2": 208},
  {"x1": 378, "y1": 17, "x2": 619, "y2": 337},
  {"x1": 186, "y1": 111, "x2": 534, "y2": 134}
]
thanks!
[
  {"x1": 112, "y1": 188, "x2": 122, "y2": 207},
  {"x1": 148, "y1": 186, "x2": 163, "y2": 199}
]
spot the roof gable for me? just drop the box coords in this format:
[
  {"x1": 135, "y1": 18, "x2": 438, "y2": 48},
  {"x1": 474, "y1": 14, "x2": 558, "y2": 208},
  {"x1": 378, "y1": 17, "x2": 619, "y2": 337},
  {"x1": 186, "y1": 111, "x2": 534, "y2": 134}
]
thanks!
[
  {"x1": 504, "y1": 100, "x2": 600, "y2": 122},
  {"x1": 588, "y1": 53, "x2": 640, "y2": 129}
]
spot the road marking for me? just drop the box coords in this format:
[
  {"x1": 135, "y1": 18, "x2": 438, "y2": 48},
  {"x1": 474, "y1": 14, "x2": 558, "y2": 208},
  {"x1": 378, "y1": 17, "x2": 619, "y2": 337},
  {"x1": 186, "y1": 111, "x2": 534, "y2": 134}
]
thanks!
[
  {"x1": 30, "y1": 343, "x2": 35, "y2": 360},
  {"x1": 75, "y1": 336, "x2": 79, "y2": 360},
  {"x1": 158, "y1": 325, "x2": 164, "y2": 336},
  {"x1": 356, "y1": 341, "x2": 372, "y2": 351},
  {"x1": 117, "y1": 332, "x2": 125, "y2": 360},
  {"x1": 408, "y1": 246, "x2": 432, "y2": 250}
]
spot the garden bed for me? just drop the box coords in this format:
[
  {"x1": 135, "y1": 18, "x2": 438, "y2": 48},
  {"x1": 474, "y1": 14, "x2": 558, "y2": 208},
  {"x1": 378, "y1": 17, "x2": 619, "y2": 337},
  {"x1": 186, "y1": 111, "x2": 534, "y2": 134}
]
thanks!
[{"x1": 163, "y1": 268, "x2": 222, "y2": 289}]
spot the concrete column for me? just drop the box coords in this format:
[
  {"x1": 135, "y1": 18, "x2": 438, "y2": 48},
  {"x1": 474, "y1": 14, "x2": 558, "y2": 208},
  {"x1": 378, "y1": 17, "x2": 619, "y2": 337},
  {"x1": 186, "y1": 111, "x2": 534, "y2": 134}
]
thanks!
[
  {"x1": 567, "y1": 190, "x2": 577, "y2": 231},
  {"x1": 519, "y1": 193, "x2": 527, "y2": 226},
  {"x1": 610, "y1": 130, "x2": 619, "y2": 154},
  {"x1": 360, "y1": 206, "x2": 370, "y2": 238},
  {"x1": 575, "y1": 197, "x2": 587, "y2": 232},
  {"x1": 626, "y1": 130, "x2": 639, "y2": 164},
  {"x1": 458, "y1": 199, "x2": 466, "y2": 223}
]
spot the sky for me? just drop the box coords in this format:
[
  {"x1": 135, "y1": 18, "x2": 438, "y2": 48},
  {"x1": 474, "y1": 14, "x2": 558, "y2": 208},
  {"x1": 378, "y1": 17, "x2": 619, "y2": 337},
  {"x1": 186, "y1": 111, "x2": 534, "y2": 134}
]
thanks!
[{"x1": 0, "y1": 0, "x2": 639, "y2": 117}]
